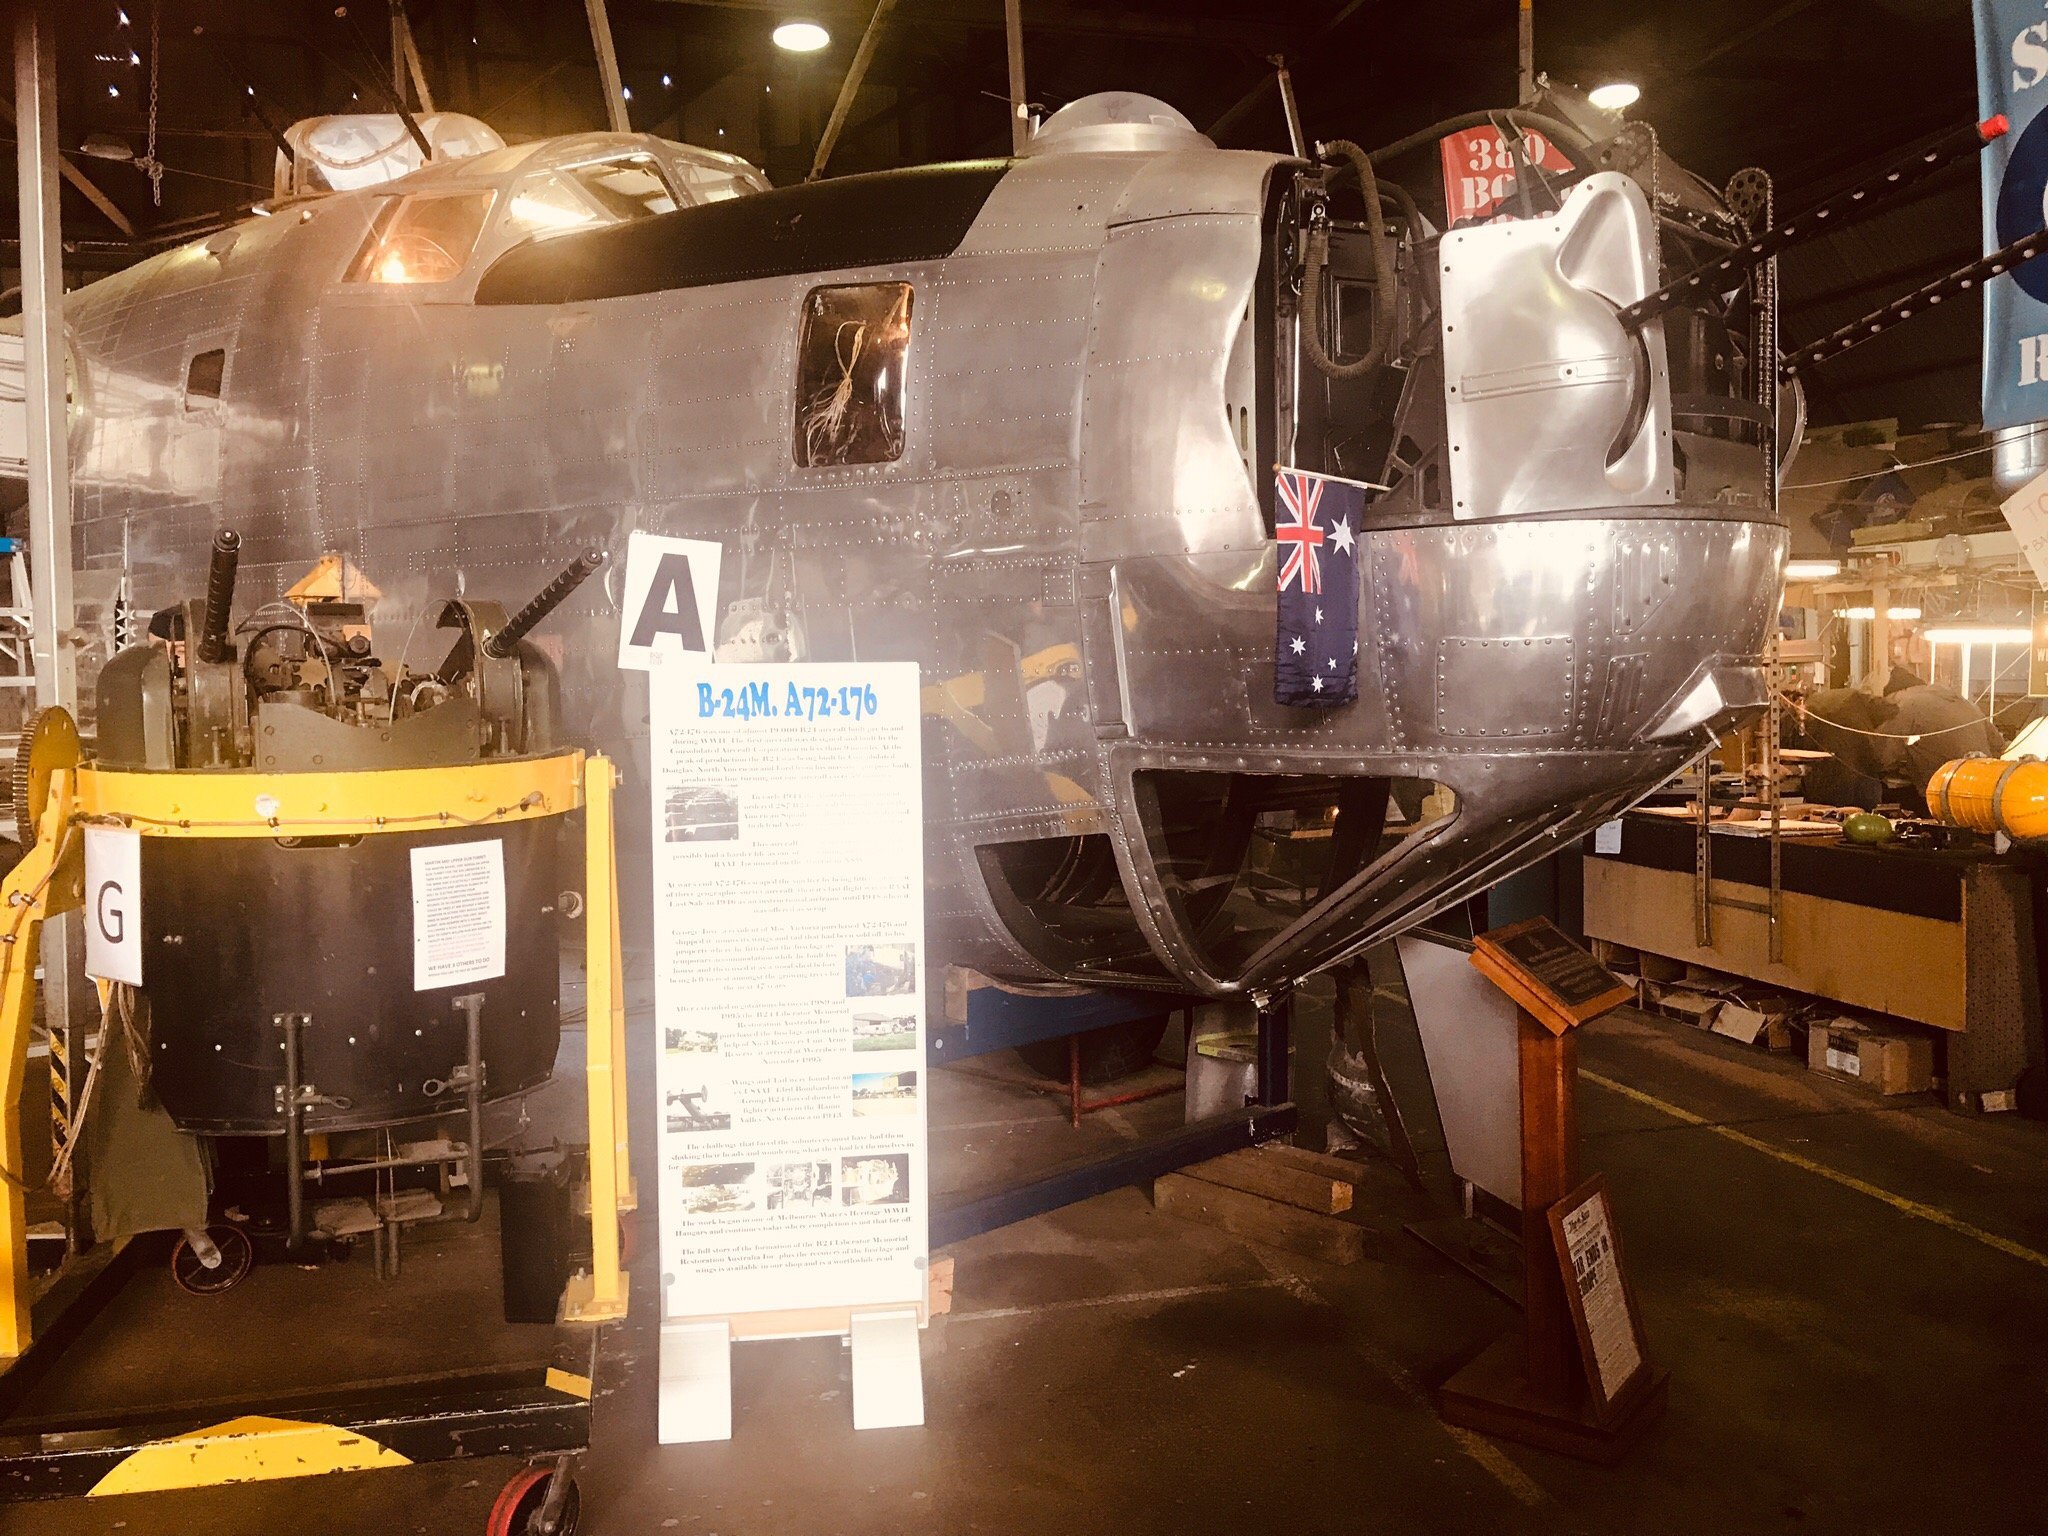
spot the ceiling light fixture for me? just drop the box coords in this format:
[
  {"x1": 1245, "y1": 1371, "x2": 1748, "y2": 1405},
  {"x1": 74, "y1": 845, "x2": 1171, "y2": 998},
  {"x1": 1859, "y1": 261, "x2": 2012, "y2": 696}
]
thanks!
[
  {"x1": 772, "y1": 20, "x2": 830, "y2": 52},
  {"x1": 1588, "y1": 81, "x2": 1640, "y2": 112},
  {"x1": 1783, "y1": 558, "x2": 1841, "y2": 582}
]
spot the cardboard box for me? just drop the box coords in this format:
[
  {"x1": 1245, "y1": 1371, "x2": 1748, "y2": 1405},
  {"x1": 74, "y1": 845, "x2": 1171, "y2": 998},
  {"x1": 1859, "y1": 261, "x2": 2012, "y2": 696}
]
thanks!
[
  {"x1": 1655, "y1": 990, "x2": 1723, "y2": 1030},
  {"x1": 1806, "y1": 1018, "x2": 1934, "y2": 1096},
  {"x1": 1710, "y1": 1002, "x2": 1774, "y2": 1047},
  {"x1": 1591, "y1": 938, "x2": 1639, "y2": 974},
  {"x1": 1638, "y1": 952, "x2": 1687, "y2": 983}
]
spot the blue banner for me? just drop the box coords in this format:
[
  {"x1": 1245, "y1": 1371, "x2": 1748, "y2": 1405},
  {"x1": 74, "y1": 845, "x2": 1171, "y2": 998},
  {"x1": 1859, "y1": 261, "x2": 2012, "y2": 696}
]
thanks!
[{"x1": 1978, "y1": 0, "x2": 2048, "y2": 428}]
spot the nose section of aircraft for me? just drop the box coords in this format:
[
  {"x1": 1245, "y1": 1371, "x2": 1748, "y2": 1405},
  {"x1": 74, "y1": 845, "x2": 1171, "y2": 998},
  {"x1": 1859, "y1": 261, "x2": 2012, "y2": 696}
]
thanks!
[{"x1": 1364, "y1": 512, "x2": 1784, "y2": 758}]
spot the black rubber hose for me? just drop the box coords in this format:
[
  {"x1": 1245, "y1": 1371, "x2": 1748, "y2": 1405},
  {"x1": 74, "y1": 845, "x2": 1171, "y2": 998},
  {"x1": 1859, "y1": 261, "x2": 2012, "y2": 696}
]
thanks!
[
  {"x1": 1377, "y1": 177, "x2": 1424, "y2": 245},
  {"x1": 483, "y1": 548, "x2": 608, "y2": 660},
  {"x1": 1364, "y1": 108, "x2": 1596, "y2": 169},
  {"x1": 196, "y1": 529, "x2": 241, "y2": 665},
  {"x1": 1301, "y1": 140, "x2": 1397, "y2": 380}
]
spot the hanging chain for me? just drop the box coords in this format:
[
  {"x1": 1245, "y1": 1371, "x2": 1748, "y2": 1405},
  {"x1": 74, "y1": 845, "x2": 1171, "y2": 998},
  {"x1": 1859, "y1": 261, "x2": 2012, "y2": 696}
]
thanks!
[{"x1": 143, "y1": 0, "x2": 164, "y2": 205}]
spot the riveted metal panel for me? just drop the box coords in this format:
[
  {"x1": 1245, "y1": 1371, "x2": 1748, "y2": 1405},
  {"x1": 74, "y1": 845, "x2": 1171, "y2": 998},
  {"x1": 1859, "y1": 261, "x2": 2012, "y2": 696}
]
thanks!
[
  {"x1": 924, "y1": 251, "x2": 1093, "y2": 474},
  {"x1": 952, "y1": 153, "x2": 1140, "y2": 257},
  {"x1": 1107, "y1": 149, "x2": 1276, "y2": 225},
  {"x1": 1435, "y1": 636, "x2": 1575, "y2": 739},
  {"x1": 1439, "y1": 172, "x2": 1675, "y2": 519},
  {"x1": 1078, "y1": 215, "x2": 1264, "y2": 560}
]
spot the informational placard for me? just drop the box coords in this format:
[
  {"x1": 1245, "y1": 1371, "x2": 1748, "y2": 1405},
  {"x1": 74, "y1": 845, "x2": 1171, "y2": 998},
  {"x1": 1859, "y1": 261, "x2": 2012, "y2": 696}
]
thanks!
[
  {"x1": 1439, "y1": 125, "x2": 1575, "y2": 224},
  {"x1": 649, "y1": 655, "x2": 927, "y2": 1347},
  {"x1": 2000, "y1": 468, "x2": 2048, "y2": 589},
  {"x1": 1546, "y1": 1175, "x2": 1650, "y2": 1417},
  {"x1": 84, "y1": 825, "x2": 142, "y2": 986},
  {"x1": 409, "y1": 839, "x2": 506, "y2": 990},
  {"x1": 617, "y1": 530, "x2": 723, "y2": 672},
  {"x1": 2033, "y1": 589, "x2": 2048, "y2": 696}
]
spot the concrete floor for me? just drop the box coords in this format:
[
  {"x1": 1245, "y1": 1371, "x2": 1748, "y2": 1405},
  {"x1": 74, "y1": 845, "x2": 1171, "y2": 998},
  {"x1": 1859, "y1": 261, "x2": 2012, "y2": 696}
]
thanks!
[{"x1": 4, "y1": 979, "x2": 2048, "y2": 1534}]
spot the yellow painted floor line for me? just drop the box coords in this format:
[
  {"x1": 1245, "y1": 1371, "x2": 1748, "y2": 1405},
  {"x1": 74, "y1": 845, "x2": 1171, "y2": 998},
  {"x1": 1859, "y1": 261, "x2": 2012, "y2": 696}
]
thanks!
[{"x1": 1582, "y1": 1070, "x2": 2048, "y2": 1273}]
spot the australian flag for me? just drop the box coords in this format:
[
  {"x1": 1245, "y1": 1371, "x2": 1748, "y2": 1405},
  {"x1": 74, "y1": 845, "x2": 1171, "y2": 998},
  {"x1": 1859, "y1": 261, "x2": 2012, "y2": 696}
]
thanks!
[{"x1": 1274, "y1": 467, "x2": 1362, "y2": 708}]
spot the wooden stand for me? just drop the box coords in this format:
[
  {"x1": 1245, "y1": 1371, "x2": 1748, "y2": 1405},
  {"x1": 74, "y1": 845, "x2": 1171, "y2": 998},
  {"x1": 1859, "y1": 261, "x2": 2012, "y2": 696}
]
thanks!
[{"x1": 1437, "y1": 921, "x2": 1668, "y2": 1464}]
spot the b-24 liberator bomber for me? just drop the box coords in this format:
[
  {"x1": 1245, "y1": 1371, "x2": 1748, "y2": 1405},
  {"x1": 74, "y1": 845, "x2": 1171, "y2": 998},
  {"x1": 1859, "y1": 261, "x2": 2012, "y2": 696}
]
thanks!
[{"x1": 14, "y1": 84, "x2": 1941, "y2": 1002}]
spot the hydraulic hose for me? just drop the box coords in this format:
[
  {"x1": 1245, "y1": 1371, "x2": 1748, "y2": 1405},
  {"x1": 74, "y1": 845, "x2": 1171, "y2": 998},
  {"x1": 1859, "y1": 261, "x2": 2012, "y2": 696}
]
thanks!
[
  {"x1": 1364, "y1": 108, "x2": 1596, "y2": 171},
  {"x1": 1300, "y1": 139, "x2": 1397, "y2": 380}
]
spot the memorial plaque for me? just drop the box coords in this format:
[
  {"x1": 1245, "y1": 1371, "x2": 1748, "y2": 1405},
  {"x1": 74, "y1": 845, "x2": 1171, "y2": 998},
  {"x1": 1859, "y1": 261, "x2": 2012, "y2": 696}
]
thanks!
[{"x1": 1470, "y1": 918, "x2": 1633, "y2": 1035}]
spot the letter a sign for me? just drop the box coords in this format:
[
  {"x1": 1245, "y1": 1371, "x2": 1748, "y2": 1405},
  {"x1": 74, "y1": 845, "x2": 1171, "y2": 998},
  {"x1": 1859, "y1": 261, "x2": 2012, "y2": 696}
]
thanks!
[
  {"x1": 617, "y1": 531, "x2": 724, "y2": 672},
  {"x1": 84, "y1": 825, "x2": 142, "y2": 986}
]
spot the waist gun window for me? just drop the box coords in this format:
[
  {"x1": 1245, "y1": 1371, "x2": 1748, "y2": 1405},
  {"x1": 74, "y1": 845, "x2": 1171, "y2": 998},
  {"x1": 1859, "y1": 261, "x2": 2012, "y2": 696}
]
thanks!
[
  {"x1": 344, "y1": 191, "x2": 495, "y2": 284},
  {"x1": 794, "y1": 282, "x2": 914, "y2": 468}
]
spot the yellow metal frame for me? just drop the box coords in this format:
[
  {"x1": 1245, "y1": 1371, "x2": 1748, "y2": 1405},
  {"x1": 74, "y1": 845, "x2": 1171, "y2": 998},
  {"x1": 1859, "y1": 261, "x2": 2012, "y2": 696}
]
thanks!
[
  {"x1": 0, "y1": 727, "x2": 634, "y2": 1369},
  {"x1": 76, "y1": 753, "x2": 584, "y2": 838}
]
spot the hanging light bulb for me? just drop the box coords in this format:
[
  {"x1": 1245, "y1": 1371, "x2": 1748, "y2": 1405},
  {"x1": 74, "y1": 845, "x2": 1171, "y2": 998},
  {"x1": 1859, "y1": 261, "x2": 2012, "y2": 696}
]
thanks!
[{"x1": 772, "y1": 20, "x2": 830, "y2": 51}]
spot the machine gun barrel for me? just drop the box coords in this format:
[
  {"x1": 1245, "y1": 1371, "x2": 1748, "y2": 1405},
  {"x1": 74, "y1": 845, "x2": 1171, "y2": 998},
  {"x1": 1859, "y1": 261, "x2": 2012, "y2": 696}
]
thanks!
[
  {"x1": 1780, "y1": 224, "x2": 2048, "y2": 379},
  {"x1": 196, "y1": 528, "x2": 241, "y2": 664},
  {"x1": 1619, "y1": 115, "x2": 2009, "y2": 333},
  {"x1": 483, "y1": 549, "x2": 609, "y2": 661}
]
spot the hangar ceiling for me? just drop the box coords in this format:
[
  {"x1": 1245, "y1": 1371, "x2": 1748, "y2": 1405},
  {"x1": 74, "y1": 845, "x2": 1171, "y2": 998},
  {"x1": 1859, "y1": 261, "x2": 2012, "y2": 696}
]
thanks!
[{"x1": 0, "y1": 0, "x2": 1985, "y2": 427}]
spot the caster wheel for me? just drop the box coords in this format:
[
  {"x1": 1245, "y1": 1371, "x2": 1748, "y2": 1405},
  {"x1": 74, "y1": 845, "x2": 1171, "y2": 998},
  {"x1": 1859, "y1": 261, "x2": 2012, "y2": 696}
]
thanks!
[
  {"x1": 487, "y1": 1467, "x2": 581, "y2": 1536},
  {"x1": 171, "y1": 1224, "x2": 255, "y2": 1296}
]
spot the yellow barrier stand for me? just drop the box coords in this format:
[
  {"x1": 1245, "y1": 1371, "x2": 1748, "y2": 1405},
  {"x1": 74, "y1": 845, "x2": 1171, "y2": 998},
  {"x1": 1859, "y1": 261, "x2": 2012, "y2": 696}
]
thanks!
[
  {"x1": 0, "y1": 763, "x2": 81, "y2": 1359},
  {"x1": 2, "y1": 729, "x2": 634, "y2": 1358},
  {"x1": 564, "y1": 753, "x2": 631, "y2": 1323}
]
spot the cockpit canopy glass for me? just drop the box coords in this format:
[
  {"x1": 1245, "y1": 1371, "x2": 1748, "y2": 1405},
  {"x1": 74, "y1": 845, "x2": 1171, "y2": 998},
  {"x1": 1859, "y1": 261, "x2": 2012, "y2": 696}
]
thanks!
[
  {"x1": 344, "y1": 148, "x2": 767, "y2": 286},
  {"x1": 500, "y1": 157, "x2": 680, "y2": 240},
  {"x1": 343, "y1": 190, "x2": 495, "y2": 284}
]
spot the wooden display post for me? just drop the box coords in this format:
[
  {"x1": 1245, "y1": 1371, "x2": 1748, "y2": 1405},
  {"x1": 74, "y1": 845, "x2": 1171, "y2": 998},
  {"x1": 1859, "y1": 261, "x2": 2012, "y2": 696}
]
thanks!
[{"x1": 1436, "y1": 919, "x2": 1668, "y2": 1463}]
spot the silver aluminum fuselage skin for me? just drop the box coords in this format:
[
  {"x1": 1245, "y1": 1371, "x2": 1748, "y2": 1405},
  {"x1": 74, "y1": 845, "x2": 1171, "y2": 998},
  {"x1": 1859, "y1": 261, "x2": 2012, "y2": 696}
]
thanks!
[{"x1": 53, "y1": 131, "x2": 1785, "y2": 997}]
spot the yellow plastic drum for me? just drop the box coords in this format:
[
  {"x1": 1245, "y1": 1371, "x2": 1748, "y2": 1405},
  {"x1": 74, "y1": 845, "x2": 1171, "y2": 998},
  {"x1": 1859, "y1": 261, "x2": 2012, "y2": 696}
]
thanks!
[{"x1": 1928, "y1": 756, "x2": 2048, "y2": 840}]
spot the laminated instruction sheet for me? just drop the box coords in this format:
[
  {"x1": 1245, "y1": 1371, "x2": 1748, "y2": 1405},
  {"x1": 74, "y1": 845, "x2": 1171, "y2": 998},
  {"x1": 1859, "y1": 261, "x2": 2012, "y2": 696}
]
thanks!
[{"x1": 648, "y1": 656, "x2": 928, "y2": 1330}]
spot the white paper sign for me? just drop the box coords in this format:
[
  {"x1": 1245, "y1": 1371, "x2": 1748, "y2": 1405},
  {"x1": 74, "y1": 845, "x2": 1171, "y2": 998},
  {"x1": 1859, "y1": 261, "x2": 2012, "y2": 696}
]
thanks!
[
  {"x1": 617, "y1": 530, "x2": 723, "y2": 672},
  {"x1": 1593, "y1": 819, "x2": 1623, "y2": 856},
  {"x1": 1559, "y1": 1193, "x2": 1642, "y2": 1401},
  {"x1": 409, "y1": 839, "x2": 506, "y2": 991},
  {"x1": 650, "y1": 657, "x2": 927, "y2": 1387},
  {"x1": 84, "y1": 825, "x2": 142, "y2": 986},
  {"x1": 2001, "y1": 467, "x2": 2048, "y2": 588}
]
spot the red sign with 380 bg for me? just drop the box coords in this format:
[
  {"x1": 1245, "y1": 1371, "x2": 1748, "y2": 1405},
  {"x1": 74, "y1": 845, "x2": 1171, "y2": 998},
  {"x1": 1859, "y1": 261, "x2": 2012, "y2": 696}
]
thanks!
[{"x1": 1439, "y1": 127, "x2": 1576, "y2": 224}]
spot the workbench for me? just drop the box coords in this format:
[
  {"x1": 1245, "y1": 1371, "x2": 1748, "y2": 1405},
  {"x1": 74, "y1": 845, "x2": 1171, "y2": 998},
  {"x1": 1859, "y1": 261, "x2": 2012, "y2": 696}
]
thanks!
[{"x1": 1582, "y1": 813, "x2": 2044, "y2": 1110}]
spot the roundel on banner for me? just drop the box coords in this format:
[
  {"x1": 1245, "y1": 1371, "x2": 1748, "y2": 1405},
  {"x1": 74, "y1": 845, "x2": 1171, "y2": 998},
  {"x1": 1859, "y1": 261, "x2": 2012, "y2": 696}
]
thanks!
[{"x1": 1996, "y1": 110, "x2": 2048, "y2": 303}]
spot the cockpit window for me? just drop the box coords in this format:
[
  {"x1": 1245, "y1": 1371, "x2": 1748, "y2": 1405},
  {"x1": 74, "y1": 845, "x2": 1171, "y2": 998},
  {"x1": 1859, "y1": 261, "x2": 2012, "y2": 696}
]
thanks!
[
  {"x1": 794, "y1": 283, "x2": 913, "y2": 468},
  {"x1": 498, "y1": 157, "x2": 684, "y2": 246},
  {"x1": 566, "y1": 158, "x2": 677, "y2": 218},
  {"x1": 672, "y1": 161, "x2": 757, "y2": 205},
  {"x1": 343, "y1": 190, "x2": 495, "y2": 284}
]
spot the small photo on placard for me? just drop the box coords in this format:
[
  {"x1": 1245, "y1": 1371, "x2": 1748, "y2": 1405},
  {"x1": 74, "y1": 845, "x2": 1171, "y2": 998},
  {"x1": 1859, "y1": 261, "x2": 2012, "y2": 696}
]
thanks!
[
  {"x1": 764, "y1": 1160, "x2": 835, "y2": 1212},
  {"x1": 665, "y1": 1081, "x2": 734, "y2": 1134},
  {"x1": 851, "y1": 1008, "x2": 917, "y2": 1053},
  {"x1": 851, "y1": 1071, "x2": 918, "y2": 1118},
  {"x1": 845, "y1": 943, "x2": 917, "y2": 998},
  {"x1": 840, "y1": 1152, "x2": 911, "y2": 1207},
  {"x1": 664, "y1": 1026, "x2": 719, "y2": 1055},
  {"x1": 663, "y1": 784, "x2": 740, "y2": 843},
  {"x1": 679, "y1": 1162, "x2": 757, "y2": 1217}
]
